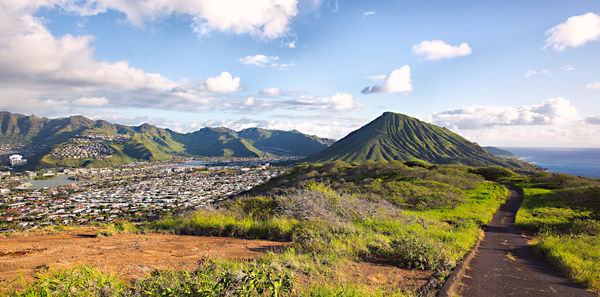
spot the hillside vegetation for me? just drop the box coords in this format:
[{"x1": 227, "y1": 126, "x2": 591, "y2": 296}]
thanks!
[
  {"x1": 5, "y1": 161, "x2": 512, "y2": 296},
  {"x1": 0, "y1": 111, "x2": 331, "y2": 168},
  {"x1": 305, "y1": 112, "x2": 536, "y2": 171},
  {"x1": 512, "y1": 172, "x2": 600, "y2": 292}
]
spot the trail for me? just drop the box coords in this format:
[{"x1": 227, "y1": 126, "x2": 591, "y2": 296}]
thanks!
[{"x1": 458, "y1": 185, "x2": 595, "y2": 297}]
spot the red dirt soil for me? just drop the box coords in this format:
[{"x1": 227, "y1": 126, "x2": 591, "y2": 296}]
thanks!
[
  {"x1": 0, "y1": 229, "x2": 434, "y2": 294},
  {"x1": 0, "y1": 230, "x2": 290, "y2": 285}
]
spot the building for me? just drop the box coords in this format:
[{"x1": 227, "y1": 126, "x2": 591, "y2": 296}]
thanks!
[{"x1": 9, "y1": 154, "x2": 27, "y2": 167}]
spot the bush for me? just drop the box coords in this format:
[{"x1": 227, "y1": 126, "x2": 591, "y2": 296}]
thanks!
[
  {"x1": 403, "y1": 159, "x2": 432, "y2": 169},
  {"x1": 469, "y1": 166, "x2": 517, "y2": 181},
  {"x1": 369, "y1": 233, "x2": 448, "y2": 271}
]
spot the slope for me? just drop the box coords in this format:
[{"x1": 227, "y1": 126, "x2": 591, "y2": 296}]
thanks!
[
  {"x1": 237, "y1": 128, "x2": 332, "y2": 156},
  {"x1": 304, "y1": 112, "x2": 536, "y2": 170}
]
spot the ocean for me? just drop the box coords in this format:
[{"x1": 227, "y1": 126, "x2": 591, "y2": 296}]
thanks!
[{"x1": 503, "y1": 148, "x2": 600, "y2": 178}]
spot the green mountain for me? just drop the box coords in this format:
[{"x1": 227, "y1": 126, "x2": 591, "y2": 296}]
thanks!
[
  {"x1": 172, "y1": 127, "x2": 263, "y2": 158},
  {"x1": 237, "y1": 128, "x2": 333, "y2": 156},
  {"x1": 304, "y1": 112, "x2": 537, "y2": 170},
  {"x1": 0, "y1": 111, "x2": 332, "y2": 168}
]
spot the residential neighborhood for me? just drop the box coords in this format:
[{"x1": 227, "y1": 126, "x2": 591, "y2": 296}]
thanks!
[{"x1": 0, "y1": 159, "x2": 283, "y2": 231}]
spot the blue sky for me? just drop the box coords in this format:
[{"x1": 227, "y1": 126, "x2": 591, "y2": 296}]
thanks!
[{"x1": 0, "y1": 0, "x2": 599, "y2": 146}]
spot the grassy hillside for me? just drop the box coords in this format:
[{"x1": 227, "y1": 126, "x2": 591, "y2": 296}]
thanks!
[
  {"x1": 238, "y1": 128, "x2": 332, "y2": 156},
  {"x1": 4, "y1": 161, "x2": 511, "y2": 296},
  {"x1": 0, "y1": 111, "x2": 333, "y2": 168},
  {"x1": 512, "y1": 172, "x2": 600, "y2": 292},
  {"x1": 172, "y1": 127, "x2": 264, "y2": 158},
  {"x1": 304, "y1": 112, "x2": 536, "y2": 171}
]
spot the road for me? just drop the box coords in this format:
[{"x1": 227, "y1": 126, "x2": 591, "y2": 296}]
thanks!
[{"x1": 458, "y1": 185, "x2": 596, "y2": 297}]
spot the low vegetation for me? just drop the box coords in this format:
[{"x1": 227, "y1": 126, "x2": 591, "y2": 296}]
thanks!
[
  {"x1": 513, "y1": 172, "x2": 600, "y2": 293},
  {"x1": 4, "y1": 161, "x2": 513, "y2": 296}
]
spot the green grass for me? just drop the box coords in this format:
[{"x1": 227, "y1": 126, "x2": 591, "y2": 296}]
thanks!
[
  {"x1": 532, "y1": 233, "x2": 600, "y2": 293},
  {"x1": 514, "y1": 174, "x2": 600, "y2": 293},
  {"x1": 5, "y1": 162, "x2": 513, "y2": 296},
  {"x1": 150, "y1": 162, "x2": 509, "y2": 278}
]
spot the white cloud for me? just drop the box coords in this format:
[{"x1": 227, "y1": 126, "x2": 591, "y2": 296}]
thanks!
[
  {"x1": 426, "y1": 98, "x2": 600, "y2": 147},
  {"x1": 280, "y1": 93, "x2": 361, "y2": 111},
  {"x1": 429, "y1": 97, "x2": 581, "y2": 130},
  {"x1": 73, "y1": 96, "x2": 109, "y2": 106},
  {"x1": 205, "y1": 72, "x2": 241, "y2": 92},
  {"x1": 412, "y1": 40, "x2": 472, "y2": 60},
  {"x1": 585, "y1": 82, "x2": 600, "y2": 91},
  {"x1": 201, "y1": 115, "x2": 367, "y2": 139},
  {"x1": 0, "y1": 5, "x2": 224, "y2": 113},
  {"x1": 2, "y1": 0, "x2": 301, "y2": 40},
  {"x1": 239, "y1": 54, "x2": 279, "y2": 66},
  {"x1": 561, "y1": 65, "x2": 575, "y2": 72},
  {"x1": 362, "y1": 66, "x2": 412, "y2": 94},
  {"x1": 29, "y1": 0, "x2": 301, "y2": 39},
  {"x1": 243, "y1": 97, "x2": 255, "y2": 106},
  {"x1": 524, "y1": 69, "x2": 552, "y2": 78},
  {"x1": 260, "y1": 87, "x2": 281, "y2": 96},
  {"x1": 239, "y1": 54, "x2": 295, "y2": 69},
  {"x1": 545, "y1": 12, "x2": 600, "y2": 51}
]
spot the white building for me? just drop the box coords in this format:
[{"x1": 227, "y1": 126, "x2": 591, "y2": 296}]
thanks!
[{"x1": 9, "y1": 154, "x2": 27, "y2": 167}]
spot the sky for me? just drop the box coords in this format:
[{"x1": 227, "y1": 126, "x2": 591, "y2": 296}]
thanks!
[{"x1": 0, "y1": 0, "x2": 599, "y2": 147}]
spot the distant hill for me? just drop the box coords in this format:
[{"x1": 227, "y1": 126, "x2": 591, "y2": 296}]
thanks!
[
  {"x1": 237, "y1": 128, "x2": 334, "y2": 156},
  {"x1": 0, "y1": 111, "x2": 332, "y2": 168},
  {"x1": 483, "y1": 146, "x2": 514, "y2": 156},
  {"x1": 304, "y1": 112, "x2": 537, "y2": 170}
]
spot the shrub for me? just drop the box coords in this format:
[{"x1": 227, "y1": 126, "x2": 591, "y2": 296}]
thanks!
[
  {"x1": 403, "y1": 159, "x2": 432, "y2": 169},
  {"x1": 369, "y1": 233, "x2": 448, "y2": 271},
  {"x1": 469, "y1": 166, "x2": 517, "y2": 181}
]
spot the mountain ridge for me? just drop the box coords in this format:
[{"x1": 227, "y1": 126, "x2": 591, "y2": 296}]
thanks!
[{"x1": 0, "y1": 111, "x2": 332, "y2": 168}]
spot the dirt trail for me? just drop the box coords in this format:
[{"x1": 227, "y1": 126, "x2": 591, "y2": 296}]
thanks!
[
  {"x1": 0, "y1": 230, "x2": 290, "y2": 284},
  {"x1": 459, "y1": 185, "x2": 595, "y2": 297}
]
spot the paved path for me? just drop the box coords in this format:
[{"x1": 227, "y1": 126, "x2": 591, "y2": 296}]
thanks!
[{"x1": 458, "y1": 185, "x2": 595, "y2": 297}]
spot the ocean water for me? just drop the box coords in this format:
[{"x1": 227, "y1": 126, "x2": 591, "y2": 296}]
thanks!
[{"x1": 503, "y1": 148, "x2": 600, "y2": 178}]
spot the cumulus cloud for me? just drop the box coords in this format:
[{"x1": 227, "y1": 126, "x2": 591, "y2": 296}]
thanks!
[
  {"x1": 362, "y1": 66, "x2": 412, "y2": 94},
  {"x1": 412, "y1": 40, "x2": 472, "y2": 60},
  {"x1": 239, "y1": 54, "x2": 295, "y2": 69},
  {"x1": 204, "y1": 72, "x2": 241, "y2": 92},
  {"x1": 545, "y1": 12, "x2": 600, "y2": 51},
  {"x1": 201, "y1": 115, "x2": 367, "y2": 139},
  {"x1": 585, "y1": 82, "x2": 600, "y2": 91},
  {"x1": 73, "y1": 96, "x2": 109, "y2": 106},
  {"x1": 0, "y1": 5, "x2": 225, "y2": 113},
  {"x1": 429, "y1": 97, "x2": 581, "y2": 130},
  {"x1": 280, "y1": 93, "x2": 361, "y2": 111},
  {"x1": 425, "y1": 98, "x2": 600, "y2": 147},
  {"x1": 239, "y1": 55, "x2": 279, "y2": 66},
  {"x1": 260, "y1": 87, "x2": 281, "y2": 96},
  {"x1": 524, "y1": 69, "x2": 552, "y2": 78},
  {"x1": 6, "y1": 0, "x2": 301, "y2": 39}
]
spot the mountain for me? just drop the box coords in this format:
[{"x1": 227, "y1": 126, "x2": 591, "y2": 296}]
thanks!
[
  {"x1": 172, "y1": 127, "x2": 263, "y2": 158},
  {"x1": 483, "y1": 146, "x2": 514, "y2": 156},
  {"x1": 237, "y1": 128, "x2": 333, "y2": 156},
  {"x1": 0, "y1": 111, "x2": 332, "y2": 168},
  {"x1": 304, "y1": 112, "x2": 537, "y2": 170}
]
